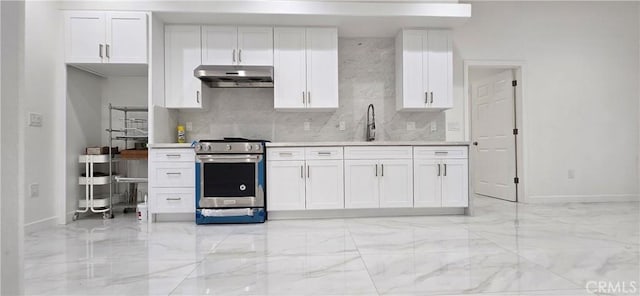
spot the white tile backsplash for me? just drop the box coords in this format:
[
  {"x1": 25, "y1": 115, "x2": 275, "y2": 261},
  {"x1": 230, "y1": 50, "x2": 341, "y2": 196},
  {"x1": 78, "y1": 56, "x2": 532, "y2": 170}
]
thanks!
[{"x1": 178, "y1": 38, "x2": 445, "y2": 142}]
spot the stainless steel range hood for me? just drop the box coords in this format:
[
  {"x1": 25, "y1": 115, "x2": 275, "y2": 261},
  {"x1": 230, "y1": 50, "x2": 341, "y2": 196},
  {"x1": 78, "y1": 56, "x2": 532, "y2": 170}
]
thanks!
[{"x1": 194, "y1": 65, "x2": 274, "y2": 88}]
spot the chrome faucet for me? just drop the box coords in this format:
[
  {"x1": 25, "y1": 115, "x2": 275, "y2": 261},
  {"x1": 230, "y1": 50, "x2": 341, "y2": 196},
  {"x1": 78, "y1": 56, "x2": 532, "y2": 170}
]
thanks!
[{"x1": 366, "y1": 104, "x2": 376, "y2": 141}]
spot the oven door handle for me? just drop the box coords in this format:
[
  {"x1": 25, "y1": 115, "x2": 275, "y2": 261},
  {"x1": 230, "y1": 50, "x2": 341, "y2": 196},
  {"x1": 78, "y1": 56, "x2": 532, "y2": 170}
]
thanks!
[{"x1": 197, "y1": 155, "x2": 263, "y2": 163}]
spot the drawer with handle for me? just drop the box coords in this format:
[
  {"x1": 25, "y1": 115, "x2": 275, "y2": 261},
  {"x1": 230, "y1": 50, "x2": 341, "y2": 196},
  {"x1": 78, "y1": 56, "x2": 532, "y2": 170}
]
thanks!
[
  {"x1": 154, "y1": 188, "x2": 195, "y2": 213},
  {"x1": 413, "y1": 146, "x2": 468, "y2": 159},
  {"x1": 151, "y1": 149, "x2": 195, "y2": 162},
  {"x1": 267, "y1": 148, "x2": 305, "y2": 161},
  {"x1": 305, "y1": 147, "x2": 343, "y2": 160},
  {"x1": 154, "y1": 165, "x2": 195, "y2": 187}
]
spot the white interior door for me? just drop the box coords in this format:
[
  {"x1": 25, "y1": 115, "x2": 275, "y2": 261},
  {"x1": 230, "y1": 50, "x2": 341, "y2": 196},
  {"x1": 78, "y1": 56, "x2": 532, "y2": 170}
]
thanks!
[{"x1": 471, "y1": 70, "x2": 517, "y2": 201}]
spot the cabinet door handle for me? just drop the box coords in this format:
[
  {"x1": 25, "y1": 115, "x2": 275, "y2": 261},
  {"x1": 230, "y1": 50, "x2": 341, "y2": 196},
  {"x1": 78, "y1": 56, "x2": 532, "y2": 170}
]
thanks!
[
  {"x1": 279, "y1": 152, "x2": 293, "y2": 157},
  {"x1": 444, "y1": 163, "x2": 447, "y2": 176},
  {"x1": 317, "y1": 152, "x2": 331, "y2": 156},
  {"x1": 375, "y1": 164, "x2": 378, "y2": 177},
  {"x1": 437, "y1": 164, "x2": 441, "y2": 176},
  {"x1": 232, "y1": 49, "x2": 236, "y2": 63},
  {"x1": 300, "y1": 165, "x2": 304, "y2": 178},
  {"x1": 166, "y1": 172, "x2": 182, "y2": 176},
  {"x1": 166, "y1": 154, "x2": 181, "y2": 158},
  {"x1": 435, "y1": 151, "x2": 449, "y2": 155},
  {"x1": 238, "y1": 49, "x2": 242, "y2": 63},
  {"x1": 105, "y1": 44, "x2": 110, "y2": 59},
  {"x1": 430, "y1": 92, "x2": 434, "y2": 104},
  {"x1": 307, "y1": 165, "x2": 310, "y2": 179},
  {"x1": 302, "y1": 91, "x2": 306, "y2": 105},
  {"x1": 166, "y1": 197, "x2": 182, "y2": 201},
  {"x1": 99, "y1": 44, "x2": 104, "y2": 58},
  {"x1": 308, "y1": 92, "x2": 311, "y2": 105},
  {"x1": 381, "y1": 164, "x2": 384, "y2": 176},
  {"x1": 425, "y1": 92, "x2": 428, "y2": 104},
  {"x1": 196, "y1": 91, "x2": 200, "y2": 103}
]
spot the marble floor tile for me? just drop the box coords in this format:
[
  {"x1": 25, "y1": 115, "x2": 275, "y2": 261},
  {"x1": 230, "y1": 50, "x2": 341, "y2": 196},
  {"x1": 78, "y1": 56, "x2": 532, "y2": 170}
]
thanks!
[
  {"x1": 25, "y1": 259, "x2": 199, "y2": 296},
  {"x1": 23, "y1": 196, "x2": 640, "y2": 296},
  {"x1": 171, "y1": 254, "x2": 378, "y2": 295},
  {"x1": 360, "y1": 249, "x2": 581, "y2": 295}
]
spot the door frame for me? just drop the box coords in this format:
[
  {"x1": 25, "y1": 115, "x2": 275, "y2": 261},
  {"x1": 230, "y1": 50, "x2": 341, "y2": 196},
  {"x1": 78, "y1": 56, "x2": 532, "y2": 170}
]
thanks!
[{"x1": 464, "y1": 60, "x2": 527, "y2": 203}]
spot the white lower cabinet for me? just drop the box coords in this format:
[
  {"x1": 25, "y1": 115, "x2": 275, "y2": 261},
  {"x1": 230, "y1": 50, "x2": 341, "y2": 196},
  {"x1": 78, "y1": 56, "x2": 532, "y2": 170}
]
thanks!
[
  {"x1": 344, "y1": 160, "x2": 379, "y2": 209},
  {"x1": 379, "y1": 159, "x2": 413, "y2": 208},
  {"x1": 305, "y1": 160, "x2": 344, "y2": 209},
  {"x1": 267, "y1": 160, "x2": 306, "y2": 211},
  {"x1": 267, "y1": 145, "x2": 468, "y2": 213},
  {"x1": 414, "y1": 159, "x2": 442, "y2": 207},
  {"x1": 267, "y1": 147, "x2": 344, "y2": 211},
  {"x1": 414, "y1": 147, "x2": 469, "y2": 208},
  {"x1": 344, "y1": 158, "x2": 413, "y2": 209},
  {"x1": 149, "y1": 148, "x2": 196, "y2": 214},
  {"x1": 441, "y1": 159, "x2": 469, "y2": 207}
]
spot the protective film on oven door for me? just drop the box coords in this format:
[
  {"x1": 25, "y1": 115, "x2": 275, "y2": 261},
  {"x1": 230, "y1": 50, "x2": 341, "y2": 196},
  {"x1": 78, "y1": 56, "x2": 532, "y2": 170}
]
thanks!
[{"x1": 196, "y1": 155, "x2": 265, "y2": 209}]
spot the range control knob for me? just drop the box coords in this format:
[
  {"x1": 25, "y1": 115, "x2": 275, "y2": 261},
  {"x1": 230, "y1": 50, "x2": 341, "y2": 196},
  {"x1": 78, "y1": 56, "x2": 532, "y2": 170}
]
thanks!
[
  {"x1": 247, "y1": 145, "x2": 253, "y2": 151},
  {"x1": 226, "y1": 144, "x2": 232, "y2": 151},
  {"x1": 255, "y1": 144, "x2": 261, "y2": 151}
]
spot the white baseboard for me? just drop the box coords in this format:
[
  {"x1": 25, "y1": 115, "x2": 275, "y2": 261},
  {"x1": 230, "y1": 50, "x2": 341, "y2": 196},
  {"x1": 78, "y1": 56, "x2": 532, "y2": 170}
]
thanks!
[
  {"x1": 268, "y1": 207, "x2": 466, "y2": 220},
  {"x1": 24, "y1": 216, "x2": 58, "y2": 234},
  {"x1": 526, "y1": 194, "x2": 639, "y2": 204}
]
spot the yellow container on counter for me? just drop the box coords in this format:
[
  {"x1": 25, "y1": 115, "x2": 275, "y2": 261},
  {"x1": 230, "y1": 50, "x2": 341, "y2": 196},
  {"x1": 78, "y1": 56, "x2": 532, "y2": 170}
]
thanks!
[{"x1": 177, "y1": 125, "x2": 186, "y2": 143}]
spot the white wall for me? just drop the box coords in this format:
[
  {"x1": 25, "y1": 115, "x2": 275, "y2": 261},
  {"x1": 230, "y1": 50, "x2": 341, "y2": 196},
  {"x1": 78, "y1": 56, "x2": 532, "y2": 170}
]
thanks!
[
  {"x1": 448, "y1": 2, "x2": 639, "y2": 202},
  {"x1": 1, "y1": 0, "x2": 25, "y2": 293},
  {"x1": 24, "y1": 0, "x2": 64, "y2": 228},
  {"x1": 65, "y1": 67, "x2": 104, "y2": 221}
]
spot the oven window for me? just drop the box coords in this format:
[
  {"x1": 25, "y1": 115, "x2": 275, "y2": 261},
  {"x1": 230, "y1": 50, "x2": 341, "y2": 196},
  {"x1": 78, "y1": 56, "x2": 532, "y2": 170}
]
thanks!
[{"x1": 203, "y1": 163, "x2": 256, "y2": 197}]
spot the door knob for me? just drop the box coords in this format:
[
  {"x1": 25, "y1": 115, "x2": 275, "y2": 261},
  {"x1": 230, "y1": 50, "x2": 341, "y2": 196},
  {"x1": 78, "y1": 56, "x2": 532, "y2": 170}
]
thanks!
[{"x1": 473, "y1": 141, "x2": 478, "y2": 146}]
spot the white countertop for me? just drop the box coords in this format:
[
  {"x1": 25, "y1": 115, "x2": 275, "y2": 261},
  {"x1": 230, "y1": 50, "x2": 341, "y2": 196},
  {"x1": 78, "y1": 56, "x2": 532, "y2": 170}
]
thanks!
[
  {"x1": 148, "y1": 143, "x2": 194, "y2": 149},
  {"x1": 266, "y1": 141, "x2": 470, "y2": 147}
]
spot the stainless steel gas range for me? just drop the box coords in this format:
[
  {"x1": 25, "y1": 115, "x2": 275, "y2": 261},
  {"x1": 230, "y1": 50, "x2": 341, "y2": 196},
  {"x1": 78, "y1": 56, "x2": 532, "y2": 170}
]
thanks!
[{"x1": 194, "y1": 138, "x2": 267, "y2": 224}]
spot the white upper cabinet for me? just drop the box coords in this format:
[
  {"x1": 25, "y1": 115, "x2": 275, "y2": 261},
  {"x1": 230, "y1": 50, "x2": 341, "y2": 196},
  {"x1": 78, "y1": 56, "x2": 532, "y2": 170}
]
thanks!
[
  {"x1": 201, "y1": 26, "x2": 273, "y2": 66},
  {"x1": 305, "y1": 28, "x2": 339, "y2": 109},
  {"x1": 165, "y1": 25, "x2": 203, "y2": 109},
  {"x1": 65, "y1": 12, "x2": 106, "y2": 63},
  {"x1": 274, "y1": 27, "x2": 338, "y2": 110},
  {"x1": 201, "y1": 26, "x2": 237, "y2": 66},
  {"x1": 273, "y1": 27, "x2": 307, "y2": 109},
  {"x1": 65, "y1": 11, "x2": 147, "y2": 64},
  {"x1": 238, "y1": 27, "x2": 274, "y2": 66},
  {"x1": 396, "y1": 29, "x2": 452, "y2": 110}
]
